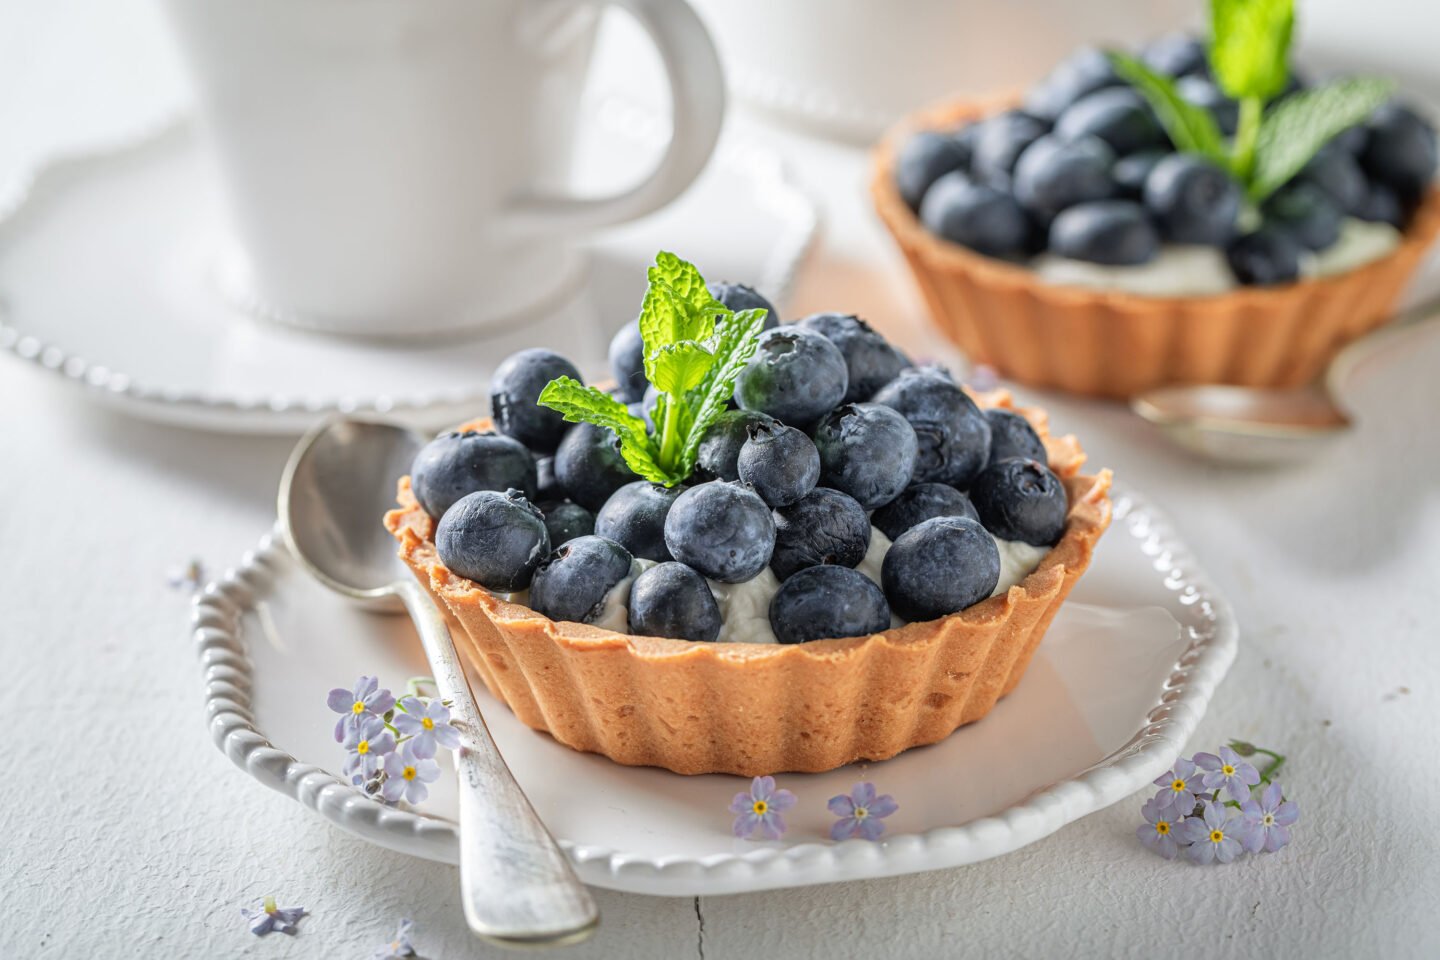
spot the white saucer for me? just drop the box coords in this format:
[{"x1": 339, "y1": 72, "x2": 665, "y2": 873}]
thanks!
[
  {"x1": 192, "y1": 484, "x2": 1236, "y2": 897},
  {"x1": 0, "y1": 100, "x2": 817, "y2": 434}
]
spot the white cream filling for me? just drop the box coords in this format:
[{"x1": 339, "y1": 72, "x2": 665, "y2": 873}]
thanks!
[
  {"x1": 524, "y1": 526, "x2": 1049, "y2": 641},
  {"x1": 1030, "y1": 217, "x2": 1401, "y2": 296}
]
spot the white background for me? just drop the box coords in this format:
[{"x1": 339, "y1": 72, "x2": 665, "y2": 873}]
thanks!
[{"x1": 3, "y1": 1, "x2": 1439, "y2": 957}]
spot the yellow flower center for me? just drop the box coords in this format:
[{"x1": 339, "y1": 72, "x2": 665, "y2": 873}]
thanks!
[
  {"x1": 352, "y1": 701, "x2": 366, "y2": 715},
  {"x1": 1209, "y1": 829, "x2": 1225, "y2": 844},
  {"x1": 422, "y1": 717, "x2": 435, "y2": 731},
  {"x1": 1170, "y1": 779, "x2": 1186, "y2": 793},
  {"x1": 752, "y1": 800, "x2": 768, "y2": 815},
  {"x1": 854, "y1": 806, "x2": 870, "y2": 820},
  {"x1": 1221, "y1": 764, "x2": 1236, "y2": 776},
  {"x1": 1262, "y1": 813, "x2": 1275, "y2": 826},
  {"x1": 1155, "y1": 821, "x2": 1170, "y2": 836},
  {"x1": 402, "y1": 765, "x2": 417, "y2": 781},
  {"x1": 357, "y1": 740, "x2": 370, "y2": 755}
]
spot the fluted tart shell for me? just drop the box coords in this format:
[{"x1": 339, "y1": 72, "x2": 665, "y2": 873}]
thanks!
[
  {"x1": 872, "y1": 97, "x2": 1440, "y2": 399},
  {"x1": 384, "y1": 390, "x2": 1112, "y2": 776}
]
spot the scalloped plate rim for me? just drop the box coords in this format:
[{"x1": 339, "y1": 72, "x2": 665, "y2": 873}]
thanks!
[{"x1": 191, "y1": 480, "x2": 1237, "y2": 896}]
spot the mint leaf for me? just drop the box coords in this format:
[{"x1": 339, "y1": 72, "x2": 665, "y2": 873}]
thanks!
[
  {"x1": 1249, "y1": 77, "x2": 1394, "y2": 200},
  {"x1": 648, "y1": 251, "x2": 721, "y2": 318},
  {"x1": 536, "y1": 376, "x2": 671, "y2": 484},
  {"x1": 638, "y1": 281, "x2": 716, "y2": 384},
  {"x1": 1209, "y1": 0, "x2": 1294, "y2": 102},
  {"x1": 1111, "y1": 53, "x2": 1227, "y2": 165},
  {"x1": 649, "y1": 340, "x2": 715, "y2": 395},
  {"x1": 678, "y1": 307, "x2": 768, "y2": 473}
]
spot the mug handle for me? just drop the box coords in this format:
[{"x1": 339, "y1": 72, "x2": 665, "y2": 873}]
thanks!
[{"x1": 506, "y1": 0, "x2": 725, "y2": 233}]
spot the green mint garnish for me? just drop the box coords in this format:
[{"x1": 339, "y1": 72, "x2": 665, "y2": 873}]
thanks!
[
  {"x1": 1113, "y1": 0, "x2": 1394, "y2": 203},
  {"x1": 537, "y1": 251, "x2": 766, "y2": 487}
]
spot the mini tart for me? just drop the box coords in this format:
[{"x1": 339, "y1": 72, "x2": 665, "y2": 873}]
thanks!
[
  {"x1": 873, "y1": 97, "x2": 1440, "y2": 400},
  {"x1": 385, "y1": 392, "x2": 1111, "y2": 776}
]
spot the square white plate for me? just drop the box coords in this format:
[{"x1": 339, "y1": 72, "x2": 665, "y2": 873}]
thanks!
[{"x1": 193, "y1": 483, "x2": 1234, "y2": 896}]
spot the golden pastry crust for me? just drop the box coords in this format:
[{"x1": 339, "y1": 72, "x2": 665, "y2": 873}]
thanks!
[
  {"x1": 872, "y1": 97, "x2": 1440, "y2": 399},
  {"x1": 385, "y1": 392, "x2": 1111, "y2": 775}
]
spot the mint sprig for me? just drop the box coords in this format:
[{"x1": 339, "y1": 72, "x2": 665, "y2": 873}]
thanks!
[
  {"x1": 537, "y1": 252, "x2": 767, "y2": 487},
  {"x1": 1112, "y1": 0, "x2": 1396, "y2": 204}
]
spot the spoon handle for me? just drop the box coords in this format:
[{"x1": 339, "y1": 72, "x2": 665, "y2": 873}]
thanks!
[{"x1": 397, "y1": 579, "x2": 600, "y2": 947}]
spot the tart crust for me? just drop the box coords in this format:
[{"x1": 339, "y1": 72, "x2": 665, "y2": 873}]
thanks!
[
  {"x1": 872, "y1": 97, "x2": 1440, "y2": 399},
  {"x1": 385, "y1": 392, "x2": 1111, "y2": 776}
]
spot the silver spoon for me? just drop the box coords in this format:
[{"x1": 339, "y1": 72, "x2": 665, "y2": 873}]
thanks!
[
  {"x1": 278, "y1": 417, "x2": 599, "y2": 948},
  {"x1": 1132, "y1": 298, "x2": 1440, "y2": 464}
]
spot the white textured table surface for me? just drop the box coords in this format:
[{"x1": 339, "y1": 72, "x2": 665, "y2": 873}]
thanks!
[{"x1": 4, "y1": 2, "x2": 1439, "y2": 957}]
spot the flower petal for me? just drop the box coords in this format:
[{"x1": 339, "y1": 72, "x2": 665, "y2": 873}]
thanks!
[
  {"x1": 868, "y1": 795, "x2": 899, "y2": 818},
  {"x1": 1262, "y1": 782, "x2": 1284, "y2": 812},
  {"x1": 858, "y1": 817, "x2": 885, "y2": 841},
  {"x1": 407, "y1": 733, "x2": 437, "y2": 760},
  {"x1": 851, "y1": 782, "x2": 877, "y2": 807},
  {"x1": 752, "y1": 776, "x2": 776, "y2": 801},
  {"x1": 381, "y1": 777, "x2": 405, "y2": 803},
  {"x1": 729, "y1": 793, "x2": 753, "y2": 816},
  {"x1": 760, "y1": 812, "x2": 787, "y2": 840},
  {"x1": 1193, "y1": 752, "x2": 1221, "y2": 772},
  {"x1": 393, "y1": 713, "x2": 421, "y2": 735},
  {"x1": 328, "y1": 688, "x2": 355, "y2": 713},
  {"x1": 768, "y1": 789, "x2": 797, "y2": 812},
  {"x1": 732, "y1": 812, "x2": 759, "y2": 838},
  {"x1": 830, "y1": 817, "x2": 858, "y2": 841},
  {"x1": 827, "y1": 795, "x2": 856, "y2": 817},
  {"x1": 432, "y1": 725, "x2": 462, "y2": 749},
  {"x1": 1273, "y1": 800, "x2": 1300, "y2": 827},
  {"x1": 415, "y1": 758, "x2": 441, "y2": 782},
  {"x1": 1264, "y1": 823, "x2": 1291, "y2": 852}
]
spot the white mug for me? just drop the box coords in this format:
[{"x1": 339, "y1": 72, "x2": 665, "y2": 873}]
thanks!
[{"x1": 162, "y1": 0, "x2": 725, "y2": 338}]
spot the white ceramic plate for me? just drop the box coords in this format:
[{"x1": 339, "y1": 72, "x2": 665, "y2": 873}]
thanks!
[
  {"x1": 192, "y1": 483, "x2": 1236, "y2": 897},
  {"x1": 0, "y1": 99, "x2": 817, "y2": 434}
]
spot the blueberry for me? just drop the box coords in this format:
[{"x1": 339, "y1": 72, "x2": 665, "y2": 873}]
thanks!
[
  {"x1": 796, "y1": 312, "x2": 911, "y2": 403},
  {"x1": 970, "y1": 110, "x2": 1051, "y2": 185},
  {"x1": 769, "y1": 487, "x2": 872, "y2": 581},
  {"x1": 607, "y1": 322, "x2": 647, "y2": 404},
  {"x1": 1360, "y1": 102, "x2": 1438, "y2": 199},
  {"x1": 1025, "y1": 47, "x2": 1123, "y2": 122},
  {"x1": 1049, "y1": 200, "x2": 1160, "y2": 265},
  {"x1": 553, "y1": 422, "x2": 639, "y2": 511},
  {"x1": 1356, "y1": 181, "x2": 1407, "y2": 229},
  {"x1": 1055, "y1": 87, "x2": 1165, "y2": 156},
  {"x1": 811, "y1": 403, "x2": 918, "y2": 510},
  {"x1": 694, "y1": 409, "x2": 777, "y2": 481},
  {"x1": 410, "y1": 430, "x2": 537, "y2": 520},
  {"x1": 895, "y1": 130, "x2": 972, "y2": 209},
  {"x1": 984, "y1": 409, "x2": 1048, "y2": 467},
  {"x1": 1141, "y1": 33, "x2": 1208, "y2": 77},
  {"x1": 627, "y1": 562, "x2": 723, "y2": 642},
  {"x1": 871, "y1": 368, "x2": 992, "y2": 488},
  {"x1": 736, "y1": 422, "x2": 820, "y2": 508},
  {"x1": 539, "y1": 500, "x2": 595, "y2": 547},
  {"x1": 490, "y1": 348, "x2": 583, "y2": 453},
  {"x1": 871, "y1": 482, "x2": 979, "y2": 542},
  {"x1": 1264, "y1": 181, "x2": 1342, "y2": 251},
  {"x1": 919, "y1": 172, "x2": 1034, "y2": 258},
  {"x1": 733, "y1": 326, "x2": 849, "y2": 429},
  {"x1": 1300, "y1": 144, "x2": 1368, "y2": 215},
  {"x1": 1013, "y1": 134, "x2": 1116, "y2": 218},
  {"x1": 708, "y1": 281, "x2": 780, "y2": 330},
  {"x1": 1113, "y1": 150, "x2": 1166, "y2": 199},
  {"x1": 1143, "y1": 154, "x2": 1242, "y2": 245},
  {"x1": 663, "y1": 481, "x2": 777, "y2": 583},
  {"x1": 881, "y1": 516, "x2": 1001, "y2": 622},
  {"x1": 1175, "y1": 76, "x2": 1238, "y2": 136},
  {"x1": 529, "y1": 535, "x2": 634, "y2": 625},
  {"x1": 534, "y1": 454, "x2": 561, "y2": 502},
  {"x1": 1225, "y1": 227, "x2": 1302, "y2": 286},
  {"x1": 768, "y1": 566, "x2": 892, "y2": 644},
  {"x1": 435, "y1": 489, "x2": 550, "y2": 591},
  {"x1": 594, "y1": 480, "x2": 685, "y2": 562},
  {"x1": 970, "y1": 458, "x2": 1068, "y2": 547}
]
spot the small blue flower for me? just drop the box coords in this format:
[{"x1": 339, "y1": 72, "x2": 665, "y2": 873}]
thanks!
[
  {"x1": 241, "y1": 896, "x2": 306, "y2": 936},
  {"x1": 343, "y1": 714, "x2": 396, "y2": 784},
  {"x1": 1136, "y1": 794, "x2": 1185, "y2": 860},
  {"x1": 1179, "y1": 800, "x2": 1250, "y2": 864},
  {"x1": 1195, "y1": 745, "x2": 1261, "y2": 803},
  {"x1": 729, "y1": 776, "x2": 797, "y2": 840},
  {"x1": 374, "y1": 918, "x2": 418, "y2": 959},
  {"x1": 1152, "y1": 756, "x2": 1204, "y2": 819},
  {"x1": 394, "y1": 696, "x2": 462, "y2": 759},
  {"x1": 827, "y1": 782, "x2": 898, "y2": 841},
  {"x1": 1240, "y1": 782, "x2": 1300, "y2": 854},
  {"x1": 382, "y1": 741, "x2": 441, "y2": 806},
  {"x1": 328, "y1": 676, "x2": 397, "y2": 742}
]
